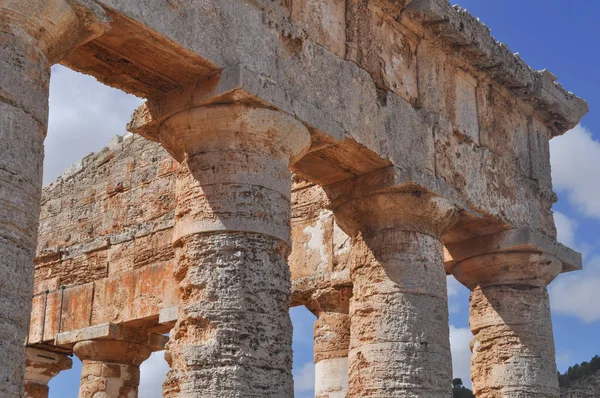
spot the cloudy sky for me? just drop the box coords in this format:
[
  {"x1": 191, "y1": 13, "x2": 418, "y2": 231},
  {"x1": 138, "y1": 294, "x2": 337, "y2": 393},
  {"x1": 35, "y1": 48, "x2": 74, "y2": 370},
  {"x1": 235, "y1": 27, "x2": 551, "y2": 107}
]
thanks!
[{"x1": 46, "y1": 1, "x2": 600, "y2": 396}]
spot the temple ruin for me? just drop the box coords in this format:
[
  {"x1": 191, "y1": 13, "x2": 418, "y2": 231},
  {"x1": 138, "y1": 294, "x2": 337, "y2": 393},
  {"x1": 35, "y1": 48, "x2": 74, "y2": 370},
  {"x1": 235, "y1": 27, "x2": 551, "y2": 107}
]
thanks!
[{"x1": 0, "y1": 0, "x2": 589, "y2": 397}]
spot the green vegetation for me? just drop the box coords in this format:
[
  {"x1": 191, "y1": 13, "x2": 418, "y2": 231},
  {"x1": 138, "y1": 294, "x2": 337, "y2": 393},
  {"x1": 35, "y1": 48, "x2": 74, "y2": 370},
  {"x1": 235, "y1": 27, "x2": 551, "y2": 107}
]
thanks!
[
  {"x1": 452, "y1": 378, "x2": 475, "y2": 398},
  {"x1": 559, "y1": 355, "x2": 600, "y2": 389}
]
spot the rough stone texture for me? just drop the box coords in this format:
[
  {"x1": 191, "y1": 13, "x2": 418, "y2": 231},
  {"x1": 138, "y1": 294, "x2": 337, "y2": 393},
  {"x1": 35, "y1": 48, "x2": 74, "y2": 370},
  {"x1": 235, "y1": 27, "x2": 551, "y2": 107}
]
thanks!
[
  {"x1": 307, "y1": 287, "x2": 351, "y2": 398},
  {"x1": 74, "y1": 339, "x2": 152, "y2": 398},
  {"x1": 329, "y1": 189, "x2": 458, "y2": 397},
  {"x1": 29, "y1": 135, "x2": 179, "y2": 345},
  {"x1": 0, "y1": 2, "x2": 108, "y2": 396},
  {"x1": 58, "y1": 0, "x2": 586, "y2": 241},
  {"x1": 453, "y1": 252, "x2": 563, "y2": 398},
  {"x1": 24, "y1": 347, "x2": 72, "y2": 398},
  {"x1": 5, "y1": 0, "x2": 590, "y2": 396},
  {"x1": 143, "y1": 105, "x2": 311, "y2": 397}
]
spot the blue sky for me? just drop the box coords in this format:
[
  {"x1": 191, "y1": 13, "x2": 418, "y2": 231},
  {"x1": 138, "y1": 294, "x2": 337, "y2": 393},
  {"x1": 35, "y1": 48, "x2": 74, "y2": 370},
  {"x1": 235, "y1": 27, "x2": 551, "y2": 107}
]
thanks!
[{"x1": 45, "y1": 2, "x2": 600, "y2": 396}]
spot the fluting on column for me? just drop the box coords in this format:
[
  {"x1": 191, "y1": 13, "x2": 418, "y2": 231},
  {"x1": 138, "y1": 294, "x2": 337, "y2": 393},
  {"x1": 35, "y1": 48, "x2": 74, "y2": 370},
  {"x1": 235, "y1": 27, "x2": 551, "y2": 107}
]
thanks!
[
  {"x1": 140, "y1": 104, "x2": 311, "y2": 397},
  {"x1": 74, "y1": 340, "x2": 152, "y2": 398},
  {"x1": 331, "y1": 189, "x2": 459, "y2": 397},
  {"x1": 24, "y1": 348, "x2": 72, "y2": 398},
  {"x1": 0, "y1": 3, "x2": 108, "y2": 396},
  {"x1": 453, "y1": 251, "x2": 562, "y2": 398},
  {"x1": 307, "y1": 286, "x2": 352, "y2": 398}
]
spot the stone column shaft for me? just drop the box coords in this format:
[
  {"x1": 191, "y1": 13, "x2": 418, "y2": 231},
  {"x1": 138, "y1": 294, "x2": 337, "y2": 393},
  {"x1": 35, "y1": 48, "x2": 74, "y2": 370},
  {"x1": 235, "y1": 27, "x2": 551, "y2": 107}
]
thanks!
[
  {"x1": 24, "y1": 347, "x2": 72, "y2": 398},
  {"x1": 150, "y1": 105, "x2": 310, "y2": 397},
  {"x1": 308, "y1": 287, "x2": 351, "y2": 398},
  {"x1": 0, "y1": 2, "x2": 107, "y2": 396},
  {"x1": 332, "y1": 191, "x2": 458, "y2": 397},
  {"x1": 74, "y1": 339, "x2": 152, "y2": 398},
  {"x1": 453, "y1": 251, "x2": 562, "y2": 398}
]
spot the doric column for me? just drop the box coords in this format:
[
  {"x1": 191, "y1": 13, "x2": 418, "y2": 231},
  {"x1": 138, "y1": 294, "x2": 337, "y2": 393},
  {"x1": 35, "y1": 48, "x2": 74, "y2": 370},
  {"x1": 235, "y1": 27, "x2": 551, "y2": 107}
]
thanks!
[
  {"x1": 0, "y1": 2, "x2": 107, "y2": 396},
  {"x1": 307, "y1": 286, "x2": 351, "y2": 398},
  {"x1": 73, "y1": 340, "x2": 152, "y2": 398},
  {"x1": 146, "y1": 105, "x2": 311, "y2": 396},
  {"x1": 331, "y1": 189, "x2": 458, "y2": 396},
  {"x1": 452, "y1": 251, "x2": 562, "y2": 397},
  {"x1": 24, "y1": 347, "x2": 72, "y2": 398}
]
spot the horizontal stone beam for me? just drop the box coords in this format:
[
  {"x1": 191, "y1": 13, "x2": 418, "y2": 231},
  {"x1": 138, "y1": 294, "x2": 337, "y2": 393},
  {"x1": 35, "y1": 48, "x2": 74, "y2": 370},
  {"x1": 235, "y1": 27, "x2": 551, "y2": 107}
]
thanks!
[
  {"x1": 405, "y1": 0, "x2": 588, "y2": 135},
  {"x1": 56, "y1": 323, "x2": 168, "y2": 351}
]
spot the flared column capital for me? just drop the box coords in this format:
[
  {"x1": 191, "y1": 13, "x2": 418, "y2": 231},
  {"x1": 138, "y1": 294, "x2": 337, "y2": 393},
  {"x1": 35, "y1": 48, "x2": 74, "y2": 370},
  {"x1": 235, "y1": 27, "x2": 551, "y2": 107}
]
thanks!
[
  {"x1": 130, "y1": 103, "x2": 311, "y2": 165},
  {"x1": 330, "y1": 188, "x2": 460, "y2": 238},
  {"x1": 73, "y1": 339, "x2": 153, "y2": 367},
  {"x1": 0, "y1": 0, "x2": 109, "y2": 64},
  {"x1": 24, "y1": 348, "x2": 72, "y2": 397},
  {"x1": 453, "y1": 251, "x2": 562, "y2": 290}
]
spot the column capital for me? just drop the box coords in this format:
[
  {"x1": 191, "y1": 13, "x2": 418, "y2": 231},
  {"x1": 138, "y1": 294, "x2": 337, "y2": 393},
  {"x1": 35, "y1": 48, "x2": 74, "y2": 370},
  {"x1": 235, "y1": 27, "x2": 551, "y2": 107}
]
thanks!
[
  {"x1": 0, "y1": 0, "x2": 109, "y2": 64},
  {"x1": 331, "y1": 188, "x2": 459, "y2": 238},
  {"x1": 130, "y1": 103, "x2": 311, "y2": 164},
  {"x1": 25, "y1": 347, "x2": 72, "y2": 397},
  {"x1": 73, "y1": 340, "x2": 153, "y2": 366},
  {"x1": 447, "y1": 228, "x2": 581, "y2": 289},
  {"x1": 453, "y1": 251, "x2": 562, "y2": 290}
]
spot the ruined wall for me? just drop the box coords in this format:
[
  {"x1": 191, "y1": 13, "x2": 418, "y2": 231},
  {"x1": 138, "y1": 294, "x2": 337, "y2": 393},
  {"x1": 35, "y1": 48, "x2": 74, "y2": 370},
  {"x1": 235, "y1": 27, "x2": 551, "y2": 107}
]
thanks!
[
  {"x1": 31, "y1": 133, "x2": 349, "y2": 343},
  {"x1": 30, "y1": 134, "x2": 179, "y2": 343}
]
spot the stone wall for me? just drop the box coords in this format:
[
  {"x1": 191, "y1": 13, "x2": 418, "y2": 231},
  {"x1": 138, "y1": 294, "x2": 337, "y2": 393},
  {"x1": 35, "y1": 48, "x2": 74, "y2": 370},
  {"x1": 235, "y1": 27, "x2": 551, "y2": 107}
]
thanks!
[
  {"x1": 30, "y1": 133, "x2": 352, "y2": 343},
  {"x1": 30, "y1": 134, "x2": 179, "y2": 343}
]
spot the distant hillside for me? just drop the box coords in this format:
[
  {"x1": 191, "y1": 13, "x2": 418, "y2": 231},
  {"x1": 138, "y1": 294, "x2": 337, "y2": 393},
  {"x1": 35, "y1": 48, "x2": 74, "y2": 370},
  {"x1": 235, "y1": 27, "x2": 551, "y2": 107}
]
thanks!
[{"x1": 560, "y1": 355, "x2": 600, "y2": 397}]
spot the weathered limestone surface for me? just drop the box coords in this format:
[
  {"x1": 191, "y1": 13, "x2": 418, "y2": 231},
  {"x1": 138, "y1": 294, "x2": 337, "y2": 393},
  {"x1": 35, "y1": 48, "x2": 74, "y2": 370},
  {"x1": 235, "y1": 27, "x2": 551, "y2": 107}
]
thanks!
[
  {"x1": 12, "y1": 0, "x2": 590, "y2": 396},
  {"x1": 63, "y1": 0, "x2": 588, "y2": 242},
  {"x1": 453, "y1": 251, "x2": 563, "y2": 397},
  {"x1": 0, "y1": 1, "x2": 108, "y2": 395},
  {"x1": 29, "y1": 135, "x2": 179, "y2": 345},
  {"x1": 74, "y1": 340, "x2": 152, "y2": 398},
  {"x1": 59, "y1": 323, "x2": 166, "y2": 398},
  {"x1": 135, "y1": 105, "x2": 311, "y2": 397},
  {"x1": 307, "y1": 286, "x2": 351, "y2": 398},
  {"x1": 327, "y1": 183, "x2": 459, "y2": 396},
  {"x1": 24, "y1": 347, "x2": 72, "y2": 398}
]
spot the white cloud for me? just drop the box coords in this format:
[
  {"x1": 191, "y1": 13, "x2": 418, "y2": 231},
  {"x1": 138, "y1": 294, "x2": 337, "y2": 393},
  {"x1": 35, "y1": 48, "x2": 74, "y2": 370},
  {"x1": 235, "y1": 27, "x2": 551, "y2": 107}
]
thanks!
[
  {"x1": 450, "y1": 325, "x2": 472, "y2": 388},
  {"x1": 553, "y1": 211, "x2": 577, "y2": 248},
  {"x1": 550, "y1": 255, "x2": 600, "y2": 323},
  {"x1": 551, "y1": 125, "x2": 600, "y2": 219},
  {"x1": 45, "y1": 65, "x2": 143, "y2": 185},
  {"x1": 447, "y1": 276, "x2": 468, "y2": 314},
  {"x1": 293, "y1": 361, "x2": 315, "y2": 395},
  {"x1": 139, "y1": 351, "x2": 170, "y2": 397}
]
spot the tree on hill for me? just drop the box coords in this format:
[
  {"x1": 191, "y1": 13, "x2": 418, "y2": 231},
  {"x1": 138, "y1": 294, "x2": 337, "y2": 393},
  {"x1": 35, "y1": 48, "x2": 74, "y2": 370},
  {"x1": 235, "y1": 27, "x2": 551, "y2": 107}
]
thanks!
[
  {"x1": 559, "y1": 355, "x2": 600, "y2": 389},
  {"x1": 452, "y1": 378, "x2": 475, "y2": 398}
]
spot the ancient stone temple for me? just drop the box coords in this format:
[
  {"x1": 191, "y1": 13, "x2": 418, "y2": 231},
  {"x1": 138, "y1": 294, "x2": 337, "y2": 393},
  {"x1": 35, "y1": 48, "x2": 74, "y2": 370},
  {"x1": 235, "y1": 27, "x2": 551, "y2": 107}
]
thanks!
[{"x1": 0, "y1": 0, "x2": 588, "y2": 397}]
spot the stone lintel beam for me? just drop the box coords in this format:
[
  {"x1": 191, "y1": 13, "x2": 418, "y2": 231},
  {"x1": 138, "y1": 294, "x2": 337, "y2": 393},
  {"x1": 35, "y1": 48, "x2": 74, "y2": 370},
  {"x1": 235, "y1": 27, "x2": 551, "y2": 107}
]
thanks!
[
  {"x1": 404, "y1": 0, "x2": 588, "y2": 135},
  {"x1": 158, "y1": 306, "x2": 178, "y2": 330},
  {"x1": 55, "y1": 323, "x2": 167, "y2": 352},
  {"x1": 1, "y1": 0, "x2": 110, "y2": 65},
  {"x1": 445, "y1": 228, "x2": 582, "y2": 274},
  {"x1": 128, "y1": 64, "x2": 343, "y2": 146},
  {"x1": 25, "y1": 347, "x2": 72, "y2": 398}
]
